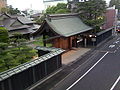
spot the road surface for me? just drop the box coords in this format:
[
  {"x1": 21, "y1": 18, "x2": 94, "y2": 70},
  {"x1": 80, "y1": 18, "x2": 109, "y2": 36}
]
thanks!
[{"x1": 51, "y1": 36, "x2": 120, "y2": 90}]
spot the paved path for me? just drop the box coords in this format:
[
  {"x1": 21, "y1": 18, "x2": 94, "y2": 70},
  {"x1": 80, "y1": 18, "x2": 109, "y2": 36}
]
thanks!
[{"x1": 62, "y1": 48, "x2": 91, "y2": 65}]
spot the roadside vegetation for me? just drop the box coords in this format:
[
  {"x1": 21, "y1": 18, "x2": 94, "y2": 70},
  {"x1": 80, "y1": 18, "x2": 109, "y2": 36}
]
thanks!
[
  {"x1": 0, "y1": 27, "x2": 36, "y2": 72},
  {"x1": 32, "y1": 36, "x2": 52, "y2": 47}
]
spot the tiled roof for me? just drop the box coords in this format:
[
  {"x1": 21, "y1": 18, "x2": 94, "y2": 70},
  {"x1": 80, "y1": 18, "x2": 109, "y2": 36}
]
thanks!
[
  {"x1": 9, "y1": 28, "x2": 32, "y2": 37},
  {"x1": 0, "y1": 18, "x2": 30, "y2": 30},
  {"x1": 17, "y1": 16, "x2": 35, "y2": 24},
  {"x1": 34, "y1": 13, "x2": 92, "y2": 37},
  {"x1": 45, "y1": 14, "x2": 92, "y2": 37},
  {"x1": 0, "y1": 13, "x2": 38, "y2": 35}
]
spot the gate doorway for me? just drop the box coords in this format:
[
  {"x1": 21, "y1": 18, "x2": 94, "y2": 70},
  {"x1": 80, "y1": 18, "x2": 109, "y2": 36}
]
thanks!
[{"x1": 76, "y1": 36, "x2": 84, "y2": 47}]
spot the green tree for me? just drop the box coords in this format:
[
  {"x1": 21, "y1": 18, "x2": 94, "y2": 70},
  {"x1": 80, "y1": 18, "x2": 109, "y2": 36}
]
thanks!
[
  {"x1": 8, "y1": 5, "x2": 21, "y2": 15},
  {"x1": 46, "y1": 6, "x2": 57, "y2": 14},
  {"x1": 109, "y1": 0, "x2": 120, "y2": 10},
  {"x1": 46, "y1": 3, "x2": 70, "y2": 14},
  {"x1": 76, "y1": 0, "x2": 106, "y2": 32},
  {"x1": 55, "y1": 9, "x2": 70, "y2": 14},
  {"x1": 0, "y1": 27, "x2": 9, "y2": 43},
  {"x1": 55, "y1": 3, "x2": 68, "y2": 10},
  {"x1": 36, "y1": 3, "x2": 70, "y2": 24},
  {"x1": 34, "y1": 15, "x2": 46, "y2": 24},
  {"x1": 16, "y1": 46, "x2": 35, "y2": 64},
  {"x1": 1, "y1": 7, "x2": 9, "y2": 13},
  {"x1": 9, "y1": 32, "x2": 26, "y2": 47},
  {"x1": 0, "y1": 28, "x2": 36, "y2": 72},
  {"x1": 0, "y1": 50, "x2": 18, "y2": 72},
  {"x1": 1, "y1": 5, "x2": 21, "y2": 15},
  {"x1": 0, "y1": 27, "x2": 17, "y2": 72},
  {"x1": 10, "y1": 33, "x2": 36, "y2": 64},
  {"x1": 0, "y1": 27, "x2": 9, "y2": 51}
]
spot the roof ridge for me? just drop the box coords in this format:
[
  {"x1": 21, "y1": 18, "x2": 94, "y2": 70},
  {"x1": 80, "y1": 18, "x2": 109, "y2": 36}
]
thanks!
[
  {"x1": 48, "y1": 16, "x2": 78, "y2": 21},
  {"x1": 47, "y1": 13, "x2": 79, "y2": 18}
]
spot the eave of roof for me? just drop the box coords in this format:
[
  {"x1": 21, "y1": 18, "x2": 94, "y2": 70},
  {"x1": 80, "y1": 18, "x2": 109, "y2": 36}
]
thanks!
[
  {"x1": 8, "y1": 25, "x2": 30, "y2": 31},
  {"x1": 9, "y1": 28, "x2": 31, "y2": 37}
]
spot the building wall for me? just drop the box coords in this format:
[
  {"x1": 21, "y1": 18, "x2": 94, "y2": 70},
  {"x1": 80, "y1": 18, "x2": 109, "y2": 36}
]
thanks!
[
  {"x1": 0, "y1": 0, "x2": 7, "y2": 11},
  {"x1": 53, "y1": 36, "x2": 77, "y2": 50},
  {"x1": 53, "y1": 37, "x2": 69, "y2": 50},
  {"x1": 102, "y1": 7, "x2": 117, "y2": 30}
]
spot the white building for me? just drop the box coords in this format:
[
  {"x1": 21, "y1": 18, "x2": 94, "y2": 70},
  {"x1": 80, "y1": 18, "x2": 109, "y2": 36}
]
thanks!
[{"x1": 43, "y1": 0, "x2": 68, "y2": 10}]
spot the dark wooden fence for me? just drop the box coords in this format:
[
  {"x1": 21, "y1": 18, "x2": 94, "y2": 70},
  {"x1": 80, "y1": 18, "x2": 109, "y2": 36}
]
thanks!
[
  {"x1": 87, "y1": 28, "x2": 113, "y2": 46},
  {"x1": 96, "y1": 28, "x2": 113, "y2": 45},
  {"x1": 0, "y1": 47, "x2": 65, "y2": 90}
]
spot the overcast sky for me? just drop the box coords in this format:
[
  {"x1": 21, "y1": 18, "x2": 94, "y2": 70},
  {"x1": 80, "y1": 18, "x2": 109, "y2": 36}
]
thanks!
[{"x1": 7, "y1": 0, "x2": 111, "y2": 11}]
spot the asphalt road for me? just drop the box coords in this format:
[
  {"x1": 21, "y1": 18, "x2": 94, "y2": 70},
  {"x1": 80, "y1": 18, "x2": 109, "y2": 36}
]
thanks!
[{"x1": 51, "y1": 36, "x2": 120, "y2": 90}]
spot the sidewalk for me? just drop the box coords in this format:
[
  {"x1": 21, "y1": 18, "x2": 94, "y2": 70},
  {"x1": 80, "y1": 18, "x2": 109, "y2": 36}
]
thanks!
[{"x1": 62, "y1": 48, "x2": 91, "y2": 65}]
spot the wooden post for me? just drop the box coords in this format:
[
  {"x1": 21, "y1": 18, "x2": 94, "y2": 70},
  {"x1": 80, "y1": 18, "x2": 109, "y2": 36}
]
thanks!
[
  {"x1": 43, "y1": 34, "x2": 46, "y2": 47},
  {"x1": 84, "y1": 38, "x2": 87, "y2": 47}
]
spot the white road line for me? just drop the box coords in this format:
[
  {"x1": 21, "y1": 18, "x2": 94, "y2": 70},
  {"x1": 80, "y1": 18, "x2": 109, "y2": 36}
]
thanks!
[
  {"x1": 114, "y1": 50, "x2": 117, "y2": 53},
  {"x1": 113, "y1": 41, "x2": 119, "y2": 44},
  {"x1": 110, "y1": 76, "x2": 120, "y2": 90},
  {"x1": 117, "y1": 38, "x2": 120, "y2": 40},
  {"x1": 109, "y1": 45, "x2": 115, "y2": 48},
  {"x1": 66, "y1": 52, "x2": 109, "y2": 90}
]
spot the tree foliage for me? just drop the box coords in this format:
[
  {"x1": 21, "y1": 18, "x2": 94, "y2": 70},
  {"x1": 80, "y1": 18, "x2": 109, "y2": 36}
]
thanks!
[
  {"x1": 109, "y1": 0, "x2": 120, "y2": 10},
  {"x1": 0, "y1": 27, "x2": 9, "y2": 51},
  {"x1": 77, "y1": 0, "x2": 106, "y2": 27},
  {"x1": 55, "y1": 9, "x2": 70, "y2": 14},
  {"x1": 34, "y1": 15, "x2": 46, "y2": 24},
  {"x1": 1, "y1": 7, "x2": 9, "y2": 14},
  {"x1": 0, "y1": 49, "x2": 17, "y2": 71},
  {"x1": 46, "y1": 3, "x2": 70, "y2": 14},
  {"x1": 34, "y1": 3, "x2": 70, "y2": 24},
  {"x1": 0, "y1": 28, "x2": 36, "y2": 72},
  {"x1": 0, "y1": 27, "x2": 9, "y2": 43},
  {"x1": 8, "y1": 5, "x2": 21, "y2": 15},
  {"x1": 1, "y1": 5, "x2": 21, "y2": 15}
]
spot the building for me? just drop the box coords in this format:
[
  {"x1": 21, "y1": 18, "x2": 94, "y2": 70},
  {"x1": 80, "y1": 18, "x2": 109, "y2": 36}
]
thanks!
[
  {"x1": 0, "y1": 13, "x2": 39, "y2": 39},
  {"x1": 33, "y1": 13, "x2": 92, "y2": 49},
  {"x1": 102, "y1": 6, "x2": 118, "y2": 30},
  {"x1": 43, "y1": 0, "x2": 67, "y2": 10},
  {"x1": 0, "y1": 0, "x2": 7, "y2": 11}
]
